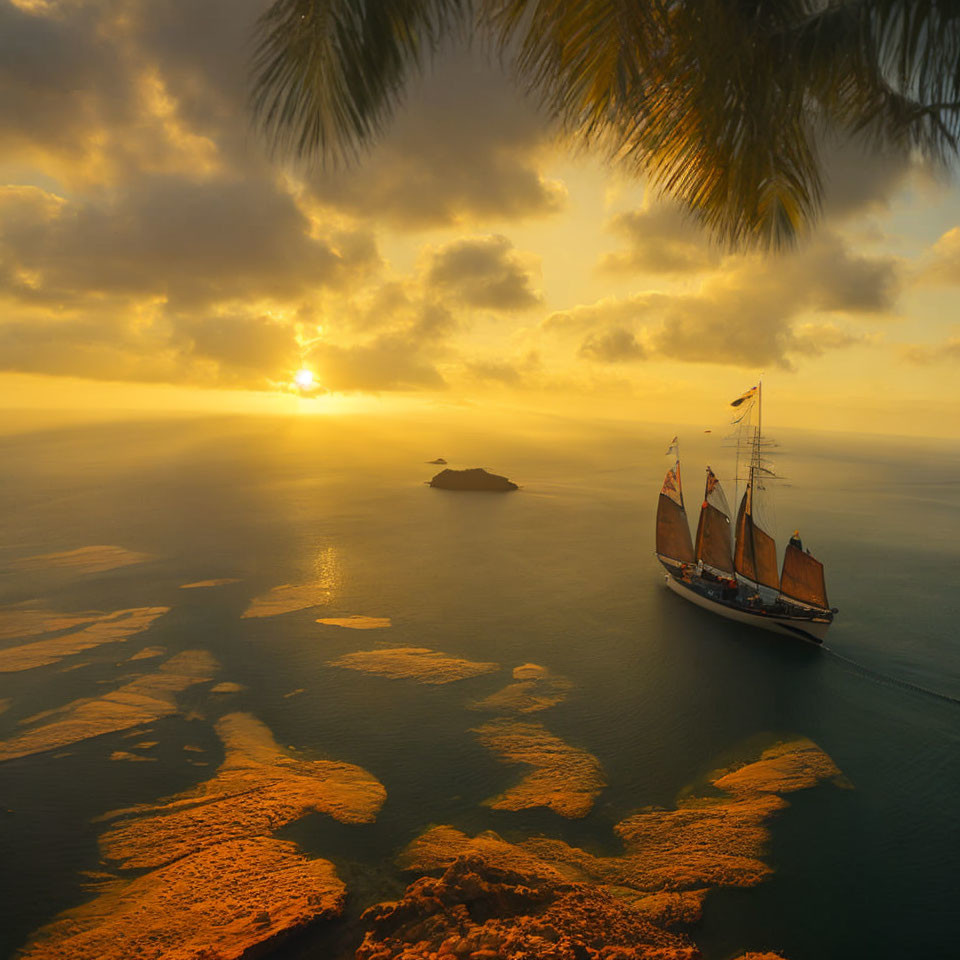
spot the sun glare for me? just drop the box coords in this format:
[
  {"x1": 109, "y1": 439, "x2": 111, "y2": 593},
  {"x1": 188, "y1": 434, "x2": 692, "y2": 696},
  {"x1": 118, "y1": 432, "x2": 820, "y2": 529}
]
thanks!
[{"x1": 294, "y1": 368, "x2": 315, "y2": 390}]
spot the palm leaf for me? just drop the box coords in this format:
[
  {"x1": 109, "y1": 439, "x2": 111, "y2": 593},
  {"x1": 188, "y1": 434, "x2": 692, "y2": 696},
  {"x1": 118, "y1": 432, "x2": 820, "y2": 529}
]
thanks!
[{"x1": 251, "y1": 0, "x2": 960, "y2": 247}]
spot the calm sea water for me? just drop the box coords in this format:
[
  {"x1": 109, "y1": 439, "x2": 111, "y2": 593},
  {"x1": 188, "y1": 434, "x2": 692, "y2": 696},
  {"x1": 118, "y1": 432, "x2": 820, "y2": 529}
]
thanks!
[{"x1": 0, "y1": 412, "x2": 957, "y2": 959}]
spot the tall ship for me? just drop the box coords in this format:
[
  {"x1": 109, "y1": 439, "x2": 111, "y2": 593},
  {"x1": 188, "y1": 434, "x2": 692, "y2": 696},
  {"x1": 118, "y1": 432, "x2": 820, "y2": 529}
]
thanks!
[{"x1": 655, "y1": 383, "x2": 836, "y2": 644}]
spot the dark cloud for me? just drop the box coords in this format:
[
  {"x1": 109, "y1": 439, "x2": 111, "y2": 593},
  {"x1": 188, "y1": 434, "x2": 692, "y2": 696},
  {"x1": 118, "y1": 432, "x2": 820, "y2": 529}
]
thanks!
[
  {"x1": 426, "y1": 235, "x2": 541, "y2": 310},
  {"x1": 599, "y1": 202, "x2": 719, "y2": 275},
  {"x1": 303, "y1": 48, "x2": 566, "y2": 229},
  {"x1": 0, "y1": 179, "x2": 375, "y2": 309},
  {"x1": 819, "y1": 136, "x2": 922, "y2": 222},
  {"x1": 578, "y1": 328, "x2": 646, "y2": 363}
]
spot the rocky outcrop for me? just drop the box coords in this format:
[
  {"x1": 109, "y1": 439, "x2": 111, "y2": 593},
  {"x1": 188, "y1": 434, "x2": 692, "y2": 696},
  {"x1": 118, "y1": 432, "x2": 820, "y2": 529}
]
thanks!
[
  {"x1": 357, "y1": 855, "x2": 696, "y2": 960},
  {"x1": 429, "y1": 468, "x2": 518, "y2": 491}
]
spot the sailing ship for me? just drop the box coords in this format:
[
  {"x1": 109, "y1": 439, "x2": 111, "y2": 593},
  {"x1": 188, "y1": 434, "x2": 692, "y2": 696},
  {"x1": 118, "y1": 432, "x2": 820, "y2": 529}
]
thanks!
[{"x1": 655, "y1": 383, "x2": 836, "y2": 644}]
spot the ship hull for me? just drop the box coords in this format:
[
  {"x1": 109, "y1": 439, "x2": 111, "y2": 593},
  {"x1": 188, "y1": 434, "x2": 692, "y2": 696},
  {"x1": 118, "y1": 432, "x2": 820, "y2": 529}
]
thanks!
[{"x1": 663, "y1": 573, "x2": 831, "y2": 644}]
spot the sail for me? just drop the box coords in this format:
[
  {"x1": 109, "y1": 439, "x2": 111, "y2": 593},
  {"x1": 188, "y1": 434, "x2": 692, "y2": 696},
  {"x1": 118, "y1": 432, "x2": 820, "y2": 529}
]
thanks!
[
  {"x1": 734, "y1": 483, "x2": 779, "y2": 590},
  {"x1": 780, "y1": 543, "x2": 829, "y2": 609},
  {"x1": 656, "y1": 462, "x2": 694, "y2": 563},
  {"x1": 695, "y1": 468, "x2": 734, "y2": 574}
]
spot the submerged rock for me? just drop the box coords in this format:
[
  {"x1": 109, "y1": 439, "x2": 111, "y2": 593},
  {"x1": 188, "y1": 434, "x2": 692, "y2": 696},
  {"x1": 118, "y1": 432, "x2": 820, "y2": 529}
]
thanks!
[{"x1": 428, "y1": 467, "x2": 518, "y2": 491}]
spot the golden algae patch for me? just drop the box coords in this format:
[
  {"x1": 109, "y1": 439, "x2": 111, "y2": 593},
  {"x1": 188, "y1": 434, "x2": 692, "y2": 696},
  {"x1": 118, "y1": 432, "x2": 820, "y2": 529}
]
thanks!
[
  {"x1": 473, "y1": 719, "x2": 606, "y2": 818},
  {"x1": 98, "y1": 711, "x2": 386, "y2": 869},
  {"x1": 0, "y1": 606, "x2": 104, "y2": 641},
  {"x1": 0, "y1": 698, "x2": 9, "y2": 715},
  {"x1": 210, "y1": 681, "x2": 246, "y2": 694},
  {"x1": 20, "y1": 836, "x2": 345, "y2": 960},
  {"x1": 471, "y1": 662, "x2": 572, "y2": 714},
  {"x1": 0, "y1": 650, "x2": 218, "y2": 763},
  {"x1": 127, "y1": 645, "x2": 165, "y2": 661},
  {"x1": 242, "y1": 581, "x2": 332, "y2": 618},
  {"x1": 13, "y1": 545, "x2": 150, "y2": 575},
  {"x1": 400, "y1": 738, "x2": 843, "y2": 931},
  {"x1": 329, "y1": 646, "x2": 499, "y2": 684},
  {"x1": 179, "y1": 578, "x2": 241, "y2": 589},
  {"x1": 110, "y1": 750, "x2": 156, "y2": 763},
  {"x1": 316, "y1": 616, "x2": 392, "y2": 629},
  {"x1": 0, "y1": 607, "x2": 169, "y2": 672}
]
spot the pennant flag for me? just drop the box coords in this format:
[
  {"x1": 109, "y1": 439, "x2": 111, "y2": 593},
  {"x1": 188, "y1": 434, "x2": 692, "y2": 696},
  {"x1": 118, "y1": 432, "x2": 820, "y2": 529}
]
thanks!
[
  {"x1": 665, "y1": 435, "x2": 679, "y2": 457},
  {"x1": 730, "y1": 386, "x2": 758, "y2": 407}
]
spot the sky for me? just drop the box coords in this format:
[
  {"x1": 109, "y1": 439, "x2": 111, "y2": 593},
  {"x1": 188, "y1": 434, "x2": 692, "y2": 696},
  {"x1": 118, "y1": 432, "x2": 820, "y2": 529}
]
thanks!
[{"x1": 2, "y1": 0, "x2": 960, "y2": 438}]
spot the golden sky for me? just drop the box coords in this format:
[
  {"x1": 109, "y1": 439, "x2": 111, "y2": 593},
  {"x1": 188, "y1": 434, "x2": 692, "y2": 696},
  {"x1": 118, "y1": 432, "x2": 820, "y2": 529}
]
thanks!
[{"x1": 2, "y1": 0, "x2": 960, "y2": 438}]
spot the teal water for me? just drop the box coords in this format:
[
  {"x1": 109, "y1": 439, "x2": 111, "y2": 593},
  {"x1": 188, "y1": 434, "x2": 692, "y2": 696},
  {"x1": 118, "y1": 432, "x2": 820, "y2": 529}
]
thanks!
[{"x1": 0, "y1": 413, "x2": 957, "y2": 959}]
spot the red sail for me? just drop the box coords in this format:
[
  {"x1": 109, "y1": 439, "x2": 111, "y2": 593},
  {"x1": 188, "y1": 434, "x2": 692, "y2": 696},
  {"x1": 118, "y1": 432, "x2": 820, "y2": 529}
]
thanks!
[
  {"x1": 695, "y1": 469, "x2": 734, "y2": 574},
  {"x1": 734, "y1": 487, "x2": 779, "y2": 590},
  {"x1": 656, "y1": 463, "x2": 694, "y2": 563},
  {"x1": 657, "y1": 494, "x2": 694, "y2": 563},
  {"x1": 780, "y1": 543, "x2": 829, "y2": 609}
]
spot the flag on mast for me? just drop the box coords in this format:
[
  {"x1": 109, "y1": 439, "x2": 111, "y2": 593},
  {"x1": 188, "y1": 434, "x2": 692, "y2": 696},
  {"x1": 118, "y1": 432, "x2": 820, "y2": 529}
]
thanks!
[
  {"x1": 665, "y1": 436, "x2": 679, "y2": 457},
  {"x1": 730, "y1": 386, "x2": 758, "y2": 407}
]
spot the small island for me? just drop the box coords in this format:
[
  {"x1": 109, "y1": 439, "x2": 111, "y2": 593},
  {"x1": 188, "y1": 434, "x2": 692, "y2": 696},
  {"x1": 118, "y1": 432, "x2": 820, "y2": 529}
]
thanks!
[
  {"x1": 428, "y1": 457, "x2": 447, "y2": 465},
  {"x1": 428, "y1": 468, "x2": 518, "y2": 492}
]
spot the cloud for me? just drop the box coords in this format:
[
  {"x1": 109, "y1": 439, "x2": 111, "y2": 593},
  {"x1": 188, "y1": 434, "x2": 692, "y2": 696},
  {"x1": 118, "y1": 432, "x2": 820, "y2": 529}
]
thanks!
[
  {"x1": 550, "y1": 232, "x2": 898, "y2": 368},
  {"x1": 426, "y1": 235, "x2": 542, "y2": 311},
  {"x1": 900, "y1": 335, "x2": 960, "y2": 365},
  {"x1": 917, "y1": 227, "x2": 960, "y2": 286},
  {"x1": 544, "y1": 294, "x2": 666, "y2": 333},
  {"x1": 599, "y1": 202, "x2": 719, "y2": 275},
  {"x1": 305, "y1": 334, "x2": 446, "y2": 393},
  {"x1": 464, "y1": 351, "x2": 541, "y2": 385}
]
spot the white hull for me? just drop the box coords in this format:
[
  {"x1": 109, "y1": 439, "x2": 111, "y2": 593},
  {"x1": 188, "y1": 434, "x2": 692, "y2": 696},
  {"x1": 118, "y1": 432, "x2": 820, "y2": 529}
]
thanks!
[{"x1": 664, "y1": 575, "x2": 831, "y2": 644}]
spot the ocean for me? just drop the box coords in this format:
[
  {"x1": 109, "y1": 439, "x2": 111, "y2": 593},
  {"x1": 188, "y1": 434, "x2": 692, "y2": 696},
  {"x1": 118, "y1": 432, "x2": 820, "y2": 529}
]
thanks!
[{"x1": 0, "y1": 411, "x2": 957, "y2": 959}]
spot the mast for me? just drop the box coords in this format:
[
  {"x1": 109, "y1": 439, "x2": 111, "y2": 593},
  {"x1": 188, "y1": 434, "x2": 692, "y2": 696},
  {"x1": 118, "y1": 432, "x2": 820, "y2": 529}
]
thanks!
[{"x1": 731, "y1": 380, "x2": 778, "y2": 593}]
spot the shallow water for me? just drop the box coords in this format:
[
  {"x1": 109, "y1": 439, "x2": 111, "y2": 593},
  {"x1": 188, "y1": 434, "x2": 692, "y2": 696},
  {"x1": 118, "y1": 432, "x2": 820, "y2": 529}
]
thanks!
[{"x1": 0, "y1": 412, "x2": 957, "y2": 959}]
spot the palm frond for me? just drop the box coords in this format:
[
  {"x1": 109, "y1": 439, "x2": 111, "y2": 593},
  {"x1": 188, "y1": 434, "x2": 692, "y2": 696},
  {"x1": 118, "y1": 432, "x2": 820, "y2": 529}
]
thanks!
[
  {"x1": 251, "y1": 0, "x2": 960, "y2": 247},
  {"x1": 251, "y1": 0, "x2": 473, "y2": 163}
]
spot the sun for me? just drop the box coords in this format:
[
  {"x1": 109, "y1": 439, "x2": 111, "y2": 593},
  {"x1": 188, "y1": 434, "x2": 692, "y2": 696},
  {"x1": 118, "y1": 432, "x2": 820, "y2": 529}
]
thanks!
[{"x1": 294, "y1": 368, "x2": 315, "y2": 390}]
